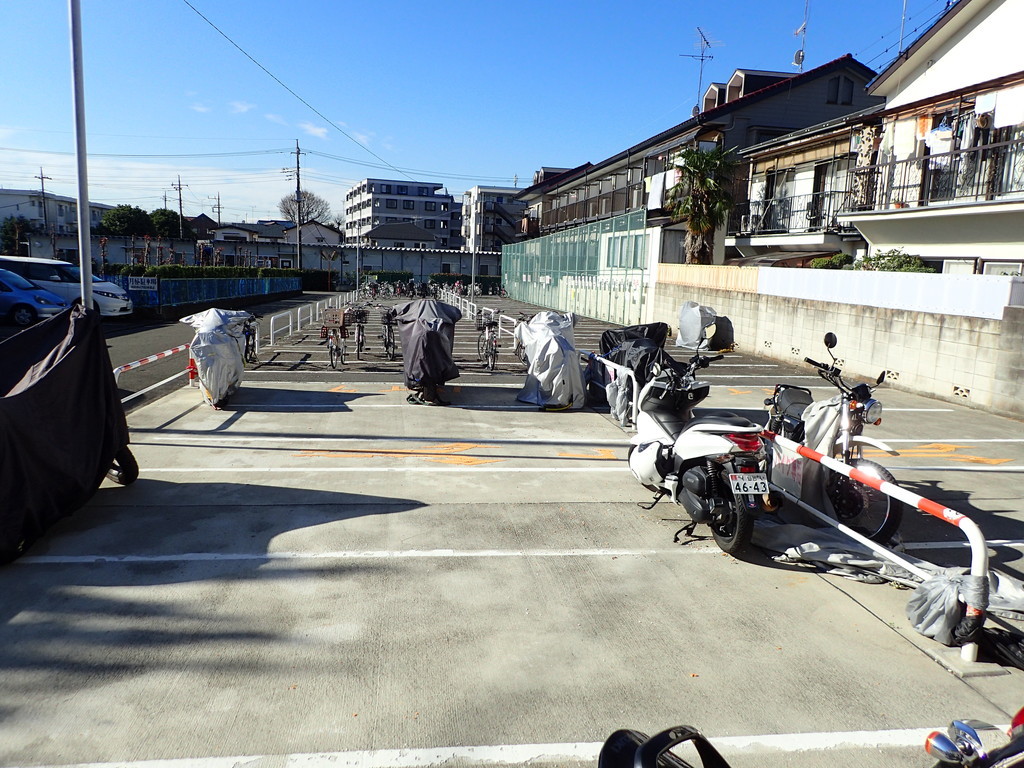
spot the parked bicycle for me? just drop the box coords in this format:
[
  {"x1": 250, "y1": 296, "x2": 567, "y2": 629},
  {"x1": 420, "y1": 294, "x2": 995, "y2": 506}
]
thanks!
[
  {"x1": 242, "y1": 313, "x2": 261, "y2": 366},
  {"x1": 511, "y1": 312, "x2": 532, "y2": 366},
  {"x1": 476, "y1": 309, "x2": 500, "y2": 371},
  {"x1": 347, "y1": 304, "x2": 369, "y2": 359},
  {"x1": 378, "y1": 304, "x2": 398, "y2": 361},
  {"x1": 321, "y1": 307, "x2": 347, "y2": 368}
]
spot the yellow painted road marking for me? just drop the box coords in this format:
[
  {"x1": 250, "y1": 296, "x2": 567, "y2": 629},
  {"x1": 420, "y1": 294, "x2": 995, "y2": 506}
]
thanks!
[
  {"x1": 294, "y1": 442, "x2": 503, "y2": 466},
  {"x1": 556, "y1": 448, "x2": 619, "y2": 460},
  {"x1": 329, "y1": 384, "x2": 359, "y2": 393},
  {"x1": 727, "y1": 388, "x2": 752, "y2": 395},
  {"x1": 864, "y1": 443, "x2": 1012, "y2": 465}
]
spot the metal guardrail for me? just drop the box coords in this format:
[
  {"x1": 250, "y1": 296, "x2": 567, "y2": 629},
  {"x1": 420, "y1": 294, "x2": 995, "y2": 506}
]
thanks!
[{"x1": 764, "y1": 431, "x2": 989, "y2": 665}]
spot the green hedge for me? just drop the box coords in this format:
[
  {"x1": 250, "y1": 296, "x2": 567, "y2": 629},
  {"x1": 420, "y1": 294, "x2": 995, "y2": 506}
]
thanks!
[
  {"x1": 367, "y1": 270, "x2": 414, "y2": 282},
  {"x1": 104, "y1": 263, "x2": 304, "y2": 279}
]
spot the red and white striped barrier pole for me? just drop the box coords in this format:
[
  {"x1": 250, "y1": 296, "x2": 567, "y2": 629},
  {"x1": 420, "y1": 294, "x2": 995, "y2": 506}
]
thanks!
[
  {"x1": 112, "y1": 344, "x2": 191, "y2": 384},
  {"x1": 764, "y1": 430, "x2": 989, "y2": 663}
]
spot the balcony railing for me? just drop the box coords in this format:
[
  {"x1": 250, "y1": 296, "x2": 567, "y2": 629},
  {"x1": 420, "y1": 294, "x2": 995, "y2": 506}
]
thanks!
[
  {"x1": 728, "y1": 190, "x2": 856, "y2": 236},
  {"x1": 846, "y1": 135, "x2": 1024, "y2": 211}
]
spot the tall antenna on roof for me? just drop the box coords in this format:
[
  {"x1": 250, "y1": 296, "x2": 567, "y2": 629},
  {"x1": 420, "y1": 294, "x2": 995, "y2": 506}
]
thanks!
[
  {"x1": 680, "y1": 27, "x2": 722, "y2": 116},
  {"x1": 792, "y1": 0, "x2": 810, "y2": 71}
]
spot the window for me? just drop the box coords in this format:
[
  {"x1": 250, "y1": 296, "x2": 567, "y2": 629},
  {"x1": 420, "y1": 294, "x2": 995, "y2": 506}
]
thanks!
[
  {"x1": 395, "y1": 242, "x2": 405, "y2": 248},
  {"x1": 440, "y1": 239, "x2": 448, "y2": 247},
  {"x1": 381, "y1": 184, "x2": 392, "y2": 193},
  {"x1": 418, "y1": 187, "x2": 428, "y2": 196},
  {"x1": 385, "y1": 216, "x2": 397, "y2": 223},
  {"x1": 424, "y1": 220, "x2": 436, "y2": 229},
  {"x1": 403, "y1": 200, "x2": 415, "y2": 210},
  {"x1": 827, "y1": 76, "x2": 855, "y2": 105},
  {"x1": 442, "y1": 263, "x2": 451, "y2": 272},
  {"x1": 397, "y1": 185, "x2": 408, "y2": 194},
  {"x1": 386, "y1": 199, "x2": 398, "y2": 209},
  {"x1": 280, "y1": 259, "x2": 293, "y2": 268},
  {"x1": 374, "y1": 200, "x2": 381, "y2": 208},
  {"x1": 440, "y1": 221, "x2": 448, "y2": 229},
  {"x1": 424, "y1": 201, "x2": 436, "y2": 211}
]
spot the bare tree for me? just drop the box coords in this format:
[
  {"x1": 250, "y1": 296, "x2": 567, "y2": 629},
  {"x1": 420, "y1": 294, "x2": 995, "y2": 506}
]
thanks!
[{"x1": 278, "y1": 189, "x2": 332, "y2": 224}]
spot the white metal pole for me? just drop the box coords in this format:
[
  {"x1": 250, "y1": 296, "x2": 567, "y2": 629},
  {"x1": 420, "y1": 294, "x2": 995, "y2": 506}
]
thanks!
[{"x1": 69, "y1": 0, "x2": 93, "y2": 308}]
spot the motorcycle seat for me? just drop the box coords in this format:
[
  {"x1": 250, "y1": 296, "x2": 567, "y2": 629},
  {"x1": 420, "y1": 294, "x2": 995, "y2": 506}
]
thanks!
[
  {"x1": 650, "y1": 409, "x2": 688, "y2": 438},
  {"x1": 685, "y1": 411, "x2": 760, "y2": 431}
]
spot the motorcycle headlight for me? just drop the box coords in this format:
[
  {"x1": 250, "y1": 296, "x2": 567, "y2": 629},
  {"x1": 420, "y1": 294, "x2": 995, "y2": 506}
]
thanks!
[{"x1": 864, "y1": 399, "x2": 883, "y2": 423}]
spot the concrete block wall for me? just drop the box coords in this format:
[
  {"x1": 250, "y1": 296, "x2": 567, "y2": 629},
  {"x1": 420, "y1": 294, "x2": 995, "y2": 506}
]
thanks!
[{"x1": 649, "y1": 283, "x2": 1024, "y2": 420}]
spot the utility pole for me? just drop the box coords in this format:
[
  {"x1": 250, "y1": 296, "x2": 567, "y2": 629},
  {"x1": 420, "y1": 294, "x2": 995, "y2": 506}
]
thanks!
[
  {"x1": 172, "y1": 175, "x2": 186, "y2": 239},
  {"x1": 294, "y1": 140, "x2": 303, "y2": 267},
  {"x1": 209, "y1": 193, "x2": 222, "y2": 226},
  {"x1": 35, "y1": 168, "x2": 53, "y2": 255}
]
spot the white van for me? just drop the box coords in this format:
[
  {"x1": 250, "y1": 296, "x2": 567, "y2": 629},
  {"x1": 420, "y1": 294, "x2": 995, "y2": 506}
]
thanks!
[{"x1": 0, "y1": 256, "x2": 133, "y2": 317}]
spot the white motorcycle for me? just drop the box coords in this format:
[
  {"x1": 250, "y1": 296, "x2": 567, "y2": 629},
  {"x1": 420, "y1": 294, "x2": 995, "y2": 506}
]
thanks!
[
  {"x1": 764, "y1": 332, "x2": 903, "y2": 543},
  {"x1": 627, "y1": 341, "x2": 768, "y2": 557}
]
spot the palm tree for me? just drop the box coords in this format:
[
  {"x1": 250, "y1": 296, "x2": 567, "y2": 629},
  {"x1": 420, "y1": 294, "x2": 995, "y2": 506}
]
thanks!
[{"x1": 666, "y1": 146, "x2": 738, "y2": 265}]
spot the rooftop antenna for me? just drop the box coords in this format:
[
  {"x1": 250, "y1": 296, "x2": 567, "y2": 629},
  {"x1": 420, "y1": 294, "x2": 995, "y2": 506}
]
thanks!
[
  {"x1": 792, "y1": 0, "x2": 810, "y2": 71},
  {"x1": 680, "y1": 27, "x2": 722, "y2": 116}
]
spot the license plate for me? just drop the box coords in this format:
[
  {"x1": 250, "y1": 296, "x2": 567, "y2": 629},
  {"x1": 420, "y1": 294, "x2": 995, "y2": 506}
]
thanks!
[{"x1": 728, "y1": 472, "x2": 769, "y2": 494}]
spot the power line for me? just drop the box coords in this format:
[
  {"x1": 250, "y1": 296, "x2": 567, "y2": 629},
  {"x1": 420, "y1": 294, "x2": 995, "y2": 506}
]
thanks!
[{"x1": 180, "y1": 0, "x2": 416, "y2": 183}]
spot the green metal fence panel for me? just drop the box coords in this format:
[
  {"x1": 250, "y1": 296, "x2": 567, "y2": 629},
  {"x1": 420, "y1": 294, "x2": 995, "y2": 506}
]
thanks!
[{"x1": 502, "y1": 211, "x2": 648, "y2": 326}]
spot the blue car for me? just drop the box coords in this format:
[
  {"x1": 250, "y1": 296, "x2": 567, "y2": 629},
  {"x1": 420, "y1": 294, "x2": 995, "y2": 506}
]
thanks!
[{"x1": 0, "y1": 268, "x2": 69, "y2": 327}]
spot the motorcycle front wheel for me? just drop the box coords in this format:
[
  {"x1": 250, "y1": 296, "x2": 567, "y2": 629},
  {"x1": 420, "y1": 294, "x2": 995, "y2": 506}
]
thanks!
[
  {"x1": 710, "y1": 497, "x2": 755, "y2": 557},
  {"x1": 827, "y1": 459, "x2": 904, "y2": 543}
]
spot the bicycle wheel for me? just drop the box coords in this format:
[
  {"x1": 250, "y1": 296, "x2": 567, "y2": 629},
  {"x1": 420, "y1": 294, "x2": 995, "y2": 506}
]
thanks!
[
  {"x1": 827, "y1": 459, "x2": 904, "y2": 543},
  {"x1": 514, "y1": 340, "x2": 528, "y2": 366},
  {"x1": 485, "y1": 339, "x2": 497, "y2": 371},
  {"x1": 385, "y1": 327, "x2": 397, "y2": 361},
  {"x1": 356, "y1": 326, "x2": 364, "y2": 359},
  {"x1": 328, "y1": 336, "x2": 340, "y2": 369}
]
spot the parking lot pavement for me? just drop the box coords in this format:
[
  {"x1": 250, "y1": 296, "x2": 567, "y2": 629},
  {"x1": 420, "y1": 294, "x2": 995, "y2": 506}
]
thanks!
[{"x1": 1, "y1": 299, "x2": 1022, "y2": 768}]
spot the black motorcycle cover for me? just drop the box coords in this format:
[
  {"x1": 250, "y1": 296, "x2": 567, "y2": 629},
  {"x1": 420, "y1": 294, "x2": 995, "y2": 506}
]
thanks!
[
  {"x1": 599, "y1": 322, "x2": 670, "y2": 354},
  {"x1": 395, "y1": 299, "x2": 462, "y2": 390},
  {"x1": 0, "y1": 306, "x2": 130, "y2": 562}
]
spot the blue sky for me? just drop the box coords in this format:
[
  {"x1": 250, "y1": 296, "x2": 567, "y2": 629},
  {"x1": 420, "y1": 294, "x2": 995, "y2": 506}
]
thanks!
[{"x1": 1, "y1": 0, "x2": 954, "y2": 223}]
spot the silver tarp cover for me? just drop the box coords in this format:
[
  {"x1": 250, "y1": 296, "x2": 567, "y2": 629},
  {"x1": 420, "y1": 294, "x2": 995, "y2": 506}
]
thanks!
[
  {"x1": 514, "y1": 311, "x2": 585, "y2": 409},
  {"x1": 676, "y1": 301, "x2": 717, "y2": 348},
  {"x1": 180, "y1": 308, "x2": 250, "y2": 408}
]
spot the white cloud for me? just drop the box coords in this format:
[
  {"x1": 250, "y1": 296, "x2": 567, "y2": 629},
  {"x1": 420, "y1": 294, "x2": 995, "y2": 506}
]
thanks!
[
  {"x1": 264, "y1": 114, "x2": 288, "y2": 126},
  {"x1": 230, "y1": 101, "x2": 256, "y2": 113},
  {"x1": 190, "y1": 103, "x2": 212, "y2": 113},
  {"x1": 298, "y1": 122, "x2": 328, "y2": 139}
]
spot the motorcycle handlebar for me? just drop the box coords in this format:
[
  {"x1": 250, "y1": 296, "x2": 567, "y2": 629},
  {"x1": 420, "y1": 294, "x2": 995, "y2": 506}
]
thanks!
[{"x1": 804, "y1": 357, "x2": 826, "y2": 369}]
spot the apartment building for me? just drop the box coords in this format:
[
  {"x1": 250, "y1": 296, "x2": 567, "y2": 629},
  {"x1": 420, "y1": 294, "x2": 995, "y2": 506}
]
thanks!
[
  {"x1": 462, "y1": 185, "x2": 528, "y2": 253},
  {"x1": 343, "y1": 179, "x2": 464, "y2": 250}
]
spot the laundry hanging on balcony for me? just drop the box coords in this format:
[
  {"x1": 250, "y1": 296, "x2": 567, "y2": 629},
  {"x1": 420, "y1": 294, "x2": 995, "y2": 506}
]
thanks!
[{"x1": 994, "y1": 84, "x2": 1024, "y2": 129}]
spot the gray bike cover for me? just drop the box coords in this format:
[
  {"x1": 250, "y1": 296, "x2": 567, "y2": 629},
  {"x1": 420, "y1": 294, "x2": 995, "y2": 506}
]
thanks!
[{"x1": 394, "y1": 299, "x2": 462, "y2": 390}]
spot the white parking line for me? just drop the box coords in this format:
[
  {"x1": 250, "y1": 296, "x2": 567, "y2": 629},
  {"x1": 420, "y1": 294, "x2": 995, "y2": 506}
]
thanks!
[
  {"x1": 8, "y1": 726, "x2": 970, "y2": 768},
  {"x1": 139, "y1": 467, "x2": 632, "y2": 473}
]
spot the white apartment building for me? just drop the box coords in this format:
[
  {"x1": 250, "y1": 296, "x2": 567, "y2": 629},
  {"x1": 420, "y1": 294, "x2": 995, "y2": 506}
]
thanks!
[
  {"x1": 0, "y1": 189, "x2": 112, "y2": 236},
  {"x1": 462, "y1": 185, "x2": 527, "y2": 253},
  {"x1": 343, "y1": 179, "x2": 464, "y2": 249}
]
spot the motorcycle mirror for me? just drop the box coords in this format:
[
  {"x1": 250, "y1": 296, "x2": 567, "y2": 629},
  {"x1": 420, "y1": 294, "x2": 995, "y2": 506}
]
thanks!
[
  {"x1": 925, "y1": 731, "x2": 965, "y2": 764},
  {"x1": 949, "y1": 721, "x2": 987, "y2": 761},
  {"x1": 876, "y1": 371, "x2": 886, "y2": 386},
  {"x1": 823, "y1": 332, "x2": 837, "y2": 349}
]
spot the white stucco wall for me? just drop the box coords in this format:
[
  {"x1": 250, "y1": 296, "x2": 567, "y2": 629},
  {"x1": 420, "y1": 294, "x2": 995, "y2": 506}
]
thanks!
[{"x1": 880, "y1": 0, "x2": 1023, "y2": 109}]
